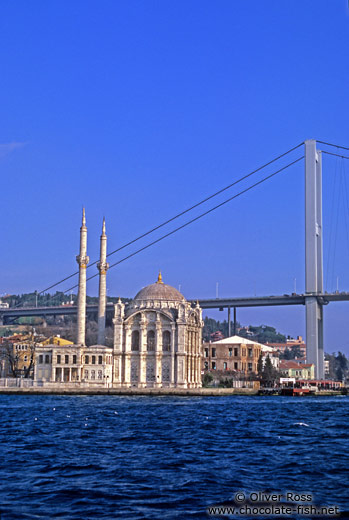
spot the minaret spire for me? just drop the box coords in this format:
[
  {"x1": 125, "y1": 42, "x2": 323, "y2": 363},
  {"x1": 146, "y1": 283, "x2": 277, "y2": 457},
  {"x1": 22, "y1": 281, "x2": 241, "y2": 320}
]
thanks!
[
  {"x1": 97, "y1": 217, "x2": 109, "y2": 345},
  {"x1": 76, "y1": 208, "x2": 89, "y2": 345}
]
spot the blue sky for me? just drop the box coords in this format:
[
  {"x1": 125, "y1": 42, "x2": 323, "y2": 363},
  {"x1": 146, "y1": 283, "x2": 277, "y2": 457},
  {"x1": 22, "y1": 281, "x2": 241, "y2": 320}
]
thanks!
[{"x1": 0, "y1": 1, "x2": 349, "y2": 353}]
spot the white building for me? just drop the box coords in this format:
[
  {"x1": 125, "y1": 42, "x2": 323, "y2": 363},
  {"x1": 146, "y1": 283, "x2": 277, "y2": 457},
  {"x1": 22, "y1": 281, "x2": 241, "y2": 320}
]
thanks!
[
  {"x1": 113, "y1": 273, "x2": 203, "y2": 388},
  {"x1": 34, "y1": 211, "x2": 203, "y2": 389}
]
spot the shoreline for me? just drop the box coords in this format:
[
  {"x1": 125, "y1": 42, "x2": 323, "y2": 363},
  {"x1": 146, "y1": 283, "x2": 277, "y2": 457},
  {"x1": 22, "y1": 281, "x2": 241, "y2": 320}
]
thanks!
[{"x1": 0, "y1": 387, "x2": 344, "y2": 396}]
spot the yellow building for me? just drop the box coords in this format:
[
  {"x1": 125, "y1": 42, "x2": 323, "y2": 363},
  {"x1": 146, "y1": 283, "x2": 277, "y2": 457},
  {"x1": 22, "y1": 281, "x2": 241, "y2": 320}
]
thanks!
[
  {"x1": 40, "y1": 336, "x2": 74, "y2": 347},
  {"x1": 279, "y1": 360, "x2": 315, "y2": 380},
  {"x1": 0, "y1": 334, "x2": 37, "y2": 378}
]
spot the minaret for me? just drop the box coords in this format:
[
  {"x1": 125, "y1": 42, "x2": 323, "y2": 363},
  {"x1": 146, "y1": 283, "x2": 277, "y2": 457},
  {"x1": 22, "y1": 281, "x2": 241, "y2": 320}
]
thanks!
[
  {"x1": 97, "y1": 218, "x2": 109, "y2": 345},
  {"x1": 76, "y1": 208, "x2": 89, "y2": 345}
]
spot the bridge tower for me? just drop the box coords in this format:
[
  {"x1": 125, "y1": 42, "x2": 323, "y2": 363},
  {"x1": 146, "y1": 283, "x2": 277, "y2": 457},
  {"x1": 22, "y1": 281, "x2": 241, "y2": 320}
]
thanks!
[
  {"x1": 76, "y1": 208, "x2": 89, "y2": 346},
  {"x1": 305, "y1": 140, "x2": 324, "y2": 379},
  {"x1": 97, "y1": 218, "x2": 109, "y2": 345}
]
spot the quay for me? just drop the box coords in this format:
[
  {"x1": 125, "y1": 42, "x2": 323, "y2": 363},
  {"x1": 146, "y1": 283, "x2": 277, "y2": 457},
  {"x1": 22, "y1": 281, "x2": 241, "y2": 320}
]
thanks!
[{"x1": 0, "y1": 387, "x2": 345, "y2": 396}]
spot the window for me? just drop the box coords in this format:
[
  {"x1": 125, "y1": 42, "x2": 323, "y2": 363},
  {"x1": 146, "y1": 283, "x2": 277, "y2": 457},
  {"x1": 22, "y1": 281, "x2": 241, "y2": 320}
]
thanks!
[
  {"x1": 212, "y1": 361, "x2": 216, "y2": 370},
  {"x1": 248, "y1": 362, "x2": 253, "y2": 371},
  {"x1": 204, "y1": 361, "x2": 208, "y2": 370},
  {"x1": 24, "y1": 355, "x2": 28, "y2": 362},
  {"x1": 39, "y1": 355, "x2": 43, "y2": 364},
  {"x1": 229, "y1": 348, "x2": 232, "y2": 357},
  {"x1": 92, "y1": 356, "x2": 96, "y2": 364},
  {"x1": 98, "y1": 370, "x2": 103, "y2": 380},
  {"x1": 205, "y1": 348, "x2": 209, "y2": 358},
  {"x1": 223, "y1": 362, "x2": 227, "y2": 370},
  {"x1": 45, "y1": 355, "x2": 50, "y2": 364},
  {"x1": 23, "y1": 366, "x2": 27, "y2": 370},
  {"x1": 162, "y1": 331, "x2": 171, "y2": 352},
  {"x1": 98, "y1": 355, "x2": 102, "y2": 364},
  {"x1": 73, "y1": 355, "x2": 77, "y2": 364},
  {"x1": 131, "y1": 330, "x2": 140, "y2": 351},
  {"x1": 85, "y1": 355, "x2": 89, "y2": 364},
  {"x1": 57, "y1": 355, "x2": 61, "y2": 364},
  {"x1": 84, "y1": 370, "x2": 88, "y2": 380},
  {"x1": 212, "y1": 348, "x2": 216, "y2": 358},
  {"x1": 91, "y1": 370, "x2": 95, "y2": 380},
  {"x1": 234, "y1": 362, "x2": 238, "y2": 370},
  {"x1": 234, "y1": 347, "x2": 238, "y2": 357},
  {"x1": 65, "y1": 355, "x2": 69, "y2": 364},
  {"x1": 248, "y1": 348, "x2": 253, "y2": 358},
  {"x1": 147, "y1": 330, "x2": 155, "y2": 351}
]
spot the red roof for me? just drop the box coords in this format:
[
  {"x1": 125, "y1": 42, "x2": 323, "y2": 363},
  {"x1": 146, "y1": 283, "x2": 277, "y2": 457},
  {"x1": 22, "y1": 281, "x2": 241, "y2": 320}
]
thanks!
[{"x1": 280, "y1": 360, "x2": 313, "y2": 369}]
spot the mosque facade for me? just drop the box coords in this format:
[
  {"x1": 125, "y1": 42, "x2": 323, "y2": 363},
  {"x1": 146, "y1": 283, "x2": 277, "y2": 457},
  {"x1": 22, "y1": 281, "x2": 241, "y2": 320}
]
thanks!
[{"x1": 34, "y1": 211, "x2": 203, "y2": 389}]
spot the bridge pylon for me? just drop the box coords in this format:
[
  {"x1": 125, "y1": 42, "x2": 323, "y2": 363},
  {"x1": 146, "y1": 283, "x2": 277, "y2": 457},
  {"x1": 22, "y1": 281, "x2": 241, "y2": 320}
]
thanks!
[{"x1": 305, "y1": 139, "x2": 324, "y2": 379}]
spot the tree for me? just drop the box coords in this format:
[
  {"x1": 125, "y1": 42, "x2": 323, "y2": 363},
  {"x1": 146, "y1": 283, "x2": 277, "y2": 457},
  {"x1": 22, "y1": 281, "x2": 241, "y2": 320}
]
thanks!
[
  {"x1": 290, "y1": 345, "x2": 302, "y2": 359},
  {"x1": 1, "y1": 341, "x2": 36, "y2": 378},
  {"x1": 202, "y1": 373, "x2": 213, "y2": 387},
  {"x1": 261, "y1": 355, "x2": 278, "y2": 387},
  {"x1": 280, "y1": 348, "x2": 293, "y2": 360}
]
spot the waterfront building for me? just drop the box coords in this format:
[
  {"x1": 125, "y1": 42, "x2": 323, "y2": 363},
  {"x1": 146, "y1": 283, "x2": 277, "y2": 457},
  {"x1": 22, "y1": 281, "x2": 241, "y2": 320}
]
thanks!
[
  {"x1": 113, "y1": 272, "x2": 203, "y2": 388},
  {"x1": 202, "y1": 335, "x2": 262, "y2": 374},
  {"x1": 34, "y1": 343, "x2": 113, "y2": 384},
  {"x1": 33, "y1": 211, "x2": 203, "y2": 388},
  {"x1": 279, "y1": 360, "x2": 315, "y2": 380},
  {"x1": 0, "y1": 333, "x2": 40, "y2": 378}
]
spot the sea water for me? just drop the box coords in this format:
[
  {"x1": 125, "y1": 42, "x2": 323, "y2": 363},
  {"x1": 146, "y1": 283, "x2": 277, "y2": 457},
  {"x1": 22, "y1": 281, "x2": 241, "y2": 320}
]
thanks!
[{"x1": 0, "y1": 395, "x2": 348, "y2": 519}]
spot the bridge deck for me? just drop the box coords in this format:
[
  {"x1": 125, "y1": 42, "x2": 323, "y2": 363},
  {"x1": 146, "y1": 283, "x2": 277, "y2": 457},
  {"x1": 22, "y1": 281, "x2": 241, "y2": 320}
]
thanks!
[{"x1": 1, "y1": 292, "x2": 349, "y2": 319}]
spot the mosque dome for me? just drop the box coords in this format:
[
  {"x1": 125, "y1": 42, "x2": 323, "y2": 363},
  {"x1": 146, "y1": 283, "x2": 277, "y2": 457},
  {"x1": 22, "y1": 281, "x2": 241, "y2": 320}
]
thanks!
[{"x1": 134, "y1": 272, "x2": 186, "y2": 302}]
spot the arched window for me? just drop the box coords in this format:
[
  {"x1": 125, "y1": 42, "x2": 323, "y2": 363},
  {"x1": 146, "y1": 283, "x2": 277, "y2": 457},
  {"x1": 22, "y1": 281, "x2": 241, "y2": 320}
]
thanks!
[
  {"x1": 131, "y1": 330, "x2": 140, "y2": 351},
  {"x1": 85, "y1": 355, "x2": 89, "y2": 364},
  {"x1": 147, "y1": 330, "x2": 155, "y2": 351},
  {"x1": 92, "y1": 356, "x2": 96, "y2": 364},
  {"x1": 162, "y1": 331, "x2": 171, "y2": 352},
  {"x1": 98, "y1": 355, "x2": 103, "y2": 364}
]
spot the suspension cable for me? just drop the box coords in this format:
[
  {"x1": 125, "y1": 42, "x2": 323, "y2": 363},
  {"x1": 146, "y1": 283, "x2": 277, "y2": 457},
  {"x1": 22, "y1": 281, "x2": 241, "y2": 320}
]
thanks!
[
  {"x1": 318, "y1": 141, "x2": 349, "y2": 152},
  {"x1": 35, "y1": 142, "x2": 304, "y2": 298},
  {"x1": 322, "y1": 150, "x2": 349, "y2": 160},
  {"x1": 58, "y1": 155, "x2": 304, "y2": 296}
]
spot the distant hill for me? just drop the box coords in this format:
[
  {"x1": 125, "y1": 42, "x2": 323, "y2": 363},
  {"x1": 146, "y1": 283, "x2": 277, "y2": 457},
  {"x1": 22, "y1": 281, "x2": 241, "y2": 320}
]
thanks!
[{"x1": 3, "y1": 291, "x2": 131, "y2": 308}]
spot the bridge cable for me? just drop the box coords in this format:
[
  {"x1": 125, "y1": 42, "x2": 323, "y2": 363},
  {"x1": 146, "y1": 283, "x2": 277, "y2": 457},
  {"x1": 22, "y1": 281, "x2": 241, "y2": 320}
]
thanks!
[
  {"x1": 33, "y1": 142, "x2": 304, "y2": 299},
  {"x1": 322, "y1": 150, "x2": 349, "y2": 160},
  {"x1": 58, "y1": 156, "x2": 304, "y2": 295},
  {"x1": 318, "y1": 141, "x2": 349, "y2": 152},
  {"x1": 341, "y1": 159, "x2": 349, "y2": 268}
]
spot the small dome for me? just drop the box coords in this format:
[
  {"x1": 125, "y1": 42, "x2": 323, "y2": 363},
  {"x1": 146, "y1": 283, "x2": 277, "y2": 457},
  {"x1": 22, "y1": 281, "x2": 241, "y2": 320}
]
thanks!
[{"x1": 134, "y1": 272, "x2": 185, "y2": 302}]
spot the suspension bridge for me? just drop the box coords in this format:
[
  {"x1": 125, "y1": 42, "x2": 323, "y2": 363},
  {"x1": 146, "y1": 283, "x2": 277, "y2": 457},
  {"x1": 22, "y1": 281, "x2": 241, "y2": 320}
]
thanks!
[{"x1": 2, "y1": 139, "x2": 349, "y2": 378}]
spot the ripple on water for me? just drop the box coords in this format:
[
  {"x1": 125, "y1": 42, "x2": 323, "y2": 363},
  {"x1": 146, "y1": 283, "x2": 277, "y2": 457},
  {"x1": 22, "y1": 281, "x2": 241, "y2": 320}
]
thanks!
[{"x1": 0, "y1": 395, "x2": 348, "y2": 519}]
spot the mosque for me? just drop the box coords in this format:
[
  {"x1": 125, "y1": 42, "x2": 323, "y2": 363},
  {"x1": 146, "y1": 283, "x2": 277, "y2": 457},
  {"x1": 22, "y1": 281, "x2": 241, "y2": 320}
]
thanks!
[{"x1": 34, "y1": 210, "x2": 203, "y2": 388}]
